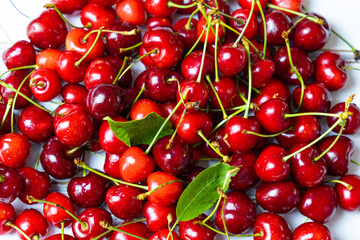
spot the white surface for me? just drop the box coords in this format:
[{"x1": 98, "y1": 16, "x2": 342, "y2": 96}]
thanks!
[{"x1": 0, "y1": 0, "x2": 359, "y2": 239}]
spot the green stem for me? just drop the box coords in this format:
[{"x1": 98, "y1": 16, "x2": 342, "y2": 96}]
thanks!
[
  {"x1": 34, "y1": 155, "x2": 41, "y2": 170},
  {"x1": 267, "y1": 3, "x2": 322, "y2": 24},
  {"x1": 61, "y1": 221, "x2": 65, "y2": 240},
  {"x1": 87, "y1": 150, "x2": 106, "y2": 159},
  {"x1": 243, "y1": 41, "x2": 252, "y2": 119},
  {"x1": 243, "y1": 126, "x2": 293, "y2": 138},
  {"x1": 44, "y1": 4, "x2": 87, "y2": 29},
  {"x1": 214, "y1": 22, "x2": 220, "y2": 83},
  {"x1": 197, "y1": 130, "x2": 226, "y2": 159},
  {"x1": 210, "y1": 105, "x2": 247, "y2": 134},
  {"x1": 284, "y1": 112, "x2": 340, "y2": 118},
  {"x1": 342, "y1": 66, "x2": 360, "y2": 71},
  {"x1": 186, "y1": 8, "x2": 200, "y2": 29},
  {"x1": 135, "y1": 179, "x2": 183, "y2": 201},
  {"x1": 167, "y1": 1, "x2": 197, "y2": 8},
  {"x1": 126, "y1": 84, "x2": 145, "y2": 119},
  {"x1": 331, "y1": 28, "x2": 359, "y2": 59},
  {"x1": 5, "y1": 221, "x2": 32, "y2": 240},
  {"x1": 75, "y1": 27, "x2": 104, "y2": 67},
  {"x1": 0, "y1": 174, "x2": 4, "y2": 182},
  {"x1": 67, "y1": 146, "x2": 82, "y2": 156},
  {"x1": 119, "y1": 42, "x2": 143, "y2": 53},
  {"x1": 197, "y1": 157, "x2": 222, "y2": 161},
  {"x1": 196, "y1": 15, "x2": 212, "y2": 83},
  {"x1": 201, "y1": 223, "x2": 261, "y2": 238},
  {"x1": 186, "y1": 25, "x2": 206, "y2": 57},
  {"x1": 92, "y1": 219, "x2": 146, "y2": 240},
  {"x1": 351, "y1": 160, "x2": 360, "y2": 167},
  {"x1": 234, "y1": 0, "x2": 255, "y2": 46},
  {"x1": 100, "y1": 221, "x2": 148, "y2": 240},
  {"x1": 257, "y1": 0, "x2": 267, "y2": 59},
  {"x1": 166, "y1": 108, "x2": 187, "y2": 149},
  {"x1": 328, "y1": 179, "x2": 353, "y2": 191},
  {"x1": 221, "y1": 198, "x2": 230, "y2": 240},
  {"x1": 206, "y1": 75, "x2": 227, "y2": 119},
  {"x1": 0, "y1": 97, "x2": 13, "y2": 131},
  {"x1": 0, "y1": 65, "x2": 37, "y2": 79}
]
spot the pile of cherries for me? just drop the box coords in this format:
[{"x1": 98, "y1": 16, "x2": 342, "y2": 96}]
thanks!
[{"x1": 0, "y1": 0, "x2": 360, "y2": 239}]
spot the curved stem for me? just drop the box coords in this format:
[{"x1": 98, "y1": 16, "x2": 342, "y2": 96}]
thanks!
[
  {"x1": 196, "y1": 15, "x2": 212, "y2": 83},
  {"x1": 256, "y1": 0, "x2": 267, "y2": 59},
  {"x1": 206, "y1": 75, "x2": 227, "y2": 119},
  {"x1": 221, "y1": 197, "x2": 230, "y2": 240},
  {"x1": 328, "y1": 179, "x2": 353, "y2": 191},
  {"x1": 87, "y1": 150, "x2": 105, "y2": 159},
  {"x1": 44, "y1": 4, "x2": 87, "y2": 29},
  {"x1": 119, "y1": 42, "x2": 143, "y2": 53},
  {"x1": 201, "y1": 222, "x2": 261, "y2": 238},
  {"x1": 75, "y1": 27, "x2": 104, "y2": 67},
  {"x1": 0, "y1": 65, "x2": 37, "y2": 79},
  {"x1": 331, "y1": 28, "x2": 359, "y2": 60},
  {"x1": 126, "y1": 85, "x2": 145, "y2": 119},
  {"x1": 100, "y1": 221, "x2": 148, "y2": 240},
  {"x1": 186, "y1": 26, "x2": 206, "y2": 57},
  {"x1": 92, "y1": 219, "x2": 146, "y2": 240},
  {"x1": 210, "y1": 105, "x2": 247, "y2": 134},
  {"x1": 186, "y1": 8, "x2": 200, "y2": 29},
  {"x1": 243, "y1": 41, "x2": 252, "y2": 119},
  {"x1": 5, "y1": 221, "x2": 32, "y2": 240},
  {"x1": 167, "y1": 1, "x2": 197, "y2": 8},
  {"x1": 135, "y1": 179, "x2": 183, "y2": 200},
  {"x1": 234, "y1": 0, "x2": 255, "y2": 46},
  {"x1": 243, "y1": 126, "x2": 293, "y2": 138},
  {"x1": 284, "y1": 112, "x2": 340, "y2": 118},
  {"x1": 267, "y1": 3, "x2": 322, "y2": 24},
  {"x1": 198, "y1": 130, "x2": 226, "y2": 159},
  {"x1": 0, "y1": 97, "x2": 13, "y2": 131}
]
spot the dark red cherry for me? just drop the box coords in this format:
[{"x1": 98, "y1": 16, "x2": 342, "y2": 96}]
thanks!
[
  {"x1": 237, "y1": 0, "x2": 267, "y2": 14},
  {"x1": 299, "y1": 185, "x2": 337, "y2": 223},
  {"x1": 208, "y1": 76, "x2": 239, "y2": 110},
  {"x1": 0, "y1": 202, "x2": 16, "y2": 234},
  {"x1": 253, "y1": 212, "x2": 292, "y2": 240},
  {"x1": 147, "y1": 16, "x2": 173, "y2": 29},
  {"x1": 56, "y1": 50, "x2": 89, "y2": 84},
  {"x1": 50, "y1": 0, "x2": 87, "y2": 14},
  {"x1": 180, "y1": 165, "x2": 205, "y2": 184},
  {"x1": 15, "y1": 209, "x2": 48, "y2": 240},
  {"x1": 143, "y1": 201, "x2": 176, "y2": 232},
  {"x1": 215, "y1": 191, "x2": 256, "y2": 234},
  {"x1": 80, "y1": 3, "x2": 116, "y2": 30},
  {"x1": 43, "y1": 192, "x2": 76, "y2": 228},
  {"x1": 36, "y1": 48, "x2": 61, "y2": 70},
  {"x1": 106, "y1": 185, "x2": 143, "y2": 220},
  {"x1": 110, "y1": 221, "x2": 149, "y2": 240},
  {"x1": 103, "y1": 55, "x2": 133, "y2": 88},
  {"x1": 61, "y1": 84, "x2": 88, "y2": 105},
  {"x1": 250, "y1": 58, "x2": 276, "y2": 88},
  {"x1": 335, "y1": 174, "x2": 360, "y2": 211},
  {"x1": 173, "y1": 18, "x2": 198, "y2": 51},
  {"x1": 181, "y1": 51, "x2": 215, "y2": 81},
  {"x1": 252, "y1": 78, "x2": 291, "y2": 107},
  {"x1": 84, "y1": 58, "x2": 117, "y2": 90},
  {"x1": 0, "y1": 133, "x2": 30, "y2": 169},
  {"x1": 116, "y1": 0, "x2": 148, "y2": 26},
  {"x1": 99, "y1": 116, "x2": 129, "y2": 155},
  {"x1": 145, "y1": 0, "x2": 180, "y2": 17},
  {"x1": 178, "y1": 0, "x2": 197, "y2": 14},
  {"x1": 179, "y1": 214, "x2": 217, "y2": 240},
  {"x1": 230, "y1": 8, "x2": 259, "y2": 39},
  {"x1": 2, "y1": 40, "x2": 36, "y2": 69},
  {"x1": 292, "y1": 222, "x2": 332, "y2": 240},
  {"x1": 150, "y1": 229, "x2": 180, "y2": 240},
  {"x1": 256, "y1": 180, "x2": 300, "y2": 214},
  {"x1": 29, "y1": 68, "x2": 62, "y2": 102},
  {"x1": 201, "y1": 127, "x2": 231, "y2": 158},
  {"x1": 217, "y1": 43, "x2": 247, "y2": 77},
  {"x1": 0, "y1": 164, "x2": 23, "y2": 203},
  {"x1": 259, "y1": 10, "x2": 292, "y2": 46},
  {"x1": 158, "y1": 102, "x2": 181, "y2": 127},
  {"x1": 27, "y1": 9, "x2": 68, "y2": 49},
  {"x1": 327, "y1": 102, "x2": 360, "y2": 134},
  {"x1": 104, "y1": 153, "x2": 122, "y2": 179}
]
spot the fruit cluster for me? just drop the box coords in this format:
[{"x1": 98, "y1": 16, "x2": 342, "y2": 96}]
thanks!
[{"x1": 0, "y1": 0, "x2": 359, "y2": 240}]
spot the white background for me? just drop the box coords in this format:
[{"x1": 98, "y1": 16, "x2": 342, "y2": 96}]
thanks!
[{"x1": 0, "y1": 0, "x2": 359, "y2": 239}]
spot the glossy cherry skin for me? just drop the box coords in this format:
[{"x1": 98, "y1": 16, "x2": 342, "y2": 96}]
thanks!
[
  {"x1": 56, "y1": 51, "x2": 89, "y2": 84},
  {"x1": 45, "y1": 234, "x2": 75, "y2": 240},
  {"x1": 153, "y1": 135, "x2": 193, "y2": 176},
  {"x1": 176, "y1": 111, "x2": 212, "y2": 145},
  {"x1": 230, "y1": 8, "x2": 259, "y2": 39},
  {"x1": 68, "y1": 172, "x2": 109, "y2": 208},
  {"x1": 18, "y1": 105, "x2": 54, "y2": 143},
  {"x1": 2, "y1": 40, "x2": 36, "y2": 69},
  {"x1": 116, "y1": 0, "x2": 148, "y2": 26},
  {"x1": 253, "y1": 212, "x2": 291, "y2": 240},
  {"x1": 150, "y1": 229, "x2": 180, "y2": 240},
  {"x1": 36, "y1": 48, "x2": 61, "y2": 70},
  {"x1": 158, "y1": 101, "x2": 181, "y2": 127},
  {"x1": 145, "y1": 0, "x2": 180, "y2": 17},
  {"x1": 318, "y1": 136, "x2": 354, "y2": 177},
  {"x1": 29, "y1": 68, "x2": 62, "y2": 102},
  {"x1": 327, "y1": 102, "x2": 360, "y2": 134},
  {"x1": 273, "y1": 46, "x2": 314, "y2": 85},
  {"x1": 15, "y1": 209, "x2": 48, "y2": 240},
  {"x1": 99, "y1": 116, "x2": 129, "y2": 155},
  {"x1": 18, "y1": 167, "x2": 51, "y2": 204},
  {"x1": 293, "y1": 82, "x2": 332, "y2": 113},
  {"x1": 255, "y1": 145, "x2": 290, "y2": 182},
  {"x1": 0, "y1": 203, "x2": 16, "y2": 234},
  {"x1": 255, "y1": 99, "x2": 291, "y2": 133},
  {"x1": 256, "y1": 180, "x2": 300, "y2": 214},
  {"x1": 259, "y1": 10, "x2": 292, "y2": 46},
  {"x1": 177, "y1": 79, "x2": 209, "y2": 111},
  {"x1": 252, "y1": 78, "x2": 291, "y2": 107},
  {"x1": 335, "y1": 174, "x2": 360, "y2": 211},
  {"x1": 237, "y1": 0, "x2": 267, "y2": 14},
  {"x1": 292, "y1": 222, "x2": 332, "y2": 240},
  {"x1": 0, "y1": 133, "x2": 31, "y2": 169},
  {"x1": 217, "y1": 43, "x2": 247, "y2": 77},
  {"x1": 130, "y1": 98, "x2": 163, "y2": 120},
  {"x1": 181, "y1": 51, "x2": 214, "y2": 81},
  {"x1": 197, "y1": 15, "x2": 224, "y2": 44},
  {"x1": 119, "y1": 146, "x2": 155, "y2": 183},
  {"x1": 40, "y1": 137, "x2": 80, "y2": 179},
  {"x1": 88, "y1": 0, "x2": 115, "y2": 8},
  {"x1": 50, "y1": 0, "x2": 87, "y2": 14},
  {"x1": 147, "y1": 16, "x2": 173, "y2": 29},
  {"x1": 110, "y1": 221, "x2": 149, "y2": 240},
  {"x1": 299, "y1": 185, "x2": 337, "y2": 223},
  {"x1": 72, "y1": 207, "x2": 112, "y2": 240},
  {"x1": 104, "y1": 153, "x2": 122, "y2": 179},
  {"x1": 80, "y1": 3, "x2": 116, "y2": 30},
  {"x1": 43, "y1": 192, "x2": 76, "y2": 228},
  {"x1": 84, "y1": 58, "x2": 117, "y2": 90},
  {"x1": 145, "y1": 68, "x2": 184, "y2": 103},
  {"x1": 103, "y1": 55, "x2": 133, "y2": 88},
  {"x1": 173, "y1": 18, "x2": 198, "y2": 51},
  {"x1": 271, "y1": 0, "x2": 302, "y2": 17},
  {"x1": 215, "y1": 191, "x2": 256, "y2": 234},
  {"x1": 54, "y1": 103, "x2": 88, "y2": 125},
  {"x1": 61, "y1": 84, "x2": 88, "y2": 105},
  {"x1": 293, "y1": 13, "x2": 330, "y2": 52},
  {"x1": 179, "y1": 214, "x2": 217, "y2": 240},
  {"x1": 225, "y1": 116, "x2": 260, "y2": 153},
  {"x1": 27, "y1": 9, "x2": 68, "y2": 49},
  {"x1": 106, "y1": 184, "x2": 143, "y2": 220},
  {"x1": 0, "y1": 105, "x2": 12, "y2": 135},
  {"x1": 0, "y1": 164, "x2": 22, "y2": 203},
  {"x1": 201, "y1": 127, "x2": 231, "y2": 158},
  {"x1": 143, "y1": 201, "x2": 176, "y2": 232},
  {"x1": 315, "y1": 51, "x2": 348, "y2": 91}
]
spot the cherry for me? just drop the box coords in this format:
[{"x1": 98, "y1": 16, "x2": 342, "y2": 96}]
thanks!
[
  {"x1": 335, "y1": 174, "x2": 360, "y2": 211},
  {"x1": 181, "y1": 51, "x2": 215, "y2": 81},
  {"x1": 104, "y1": 153, "x2": 122, "y2": 179},
  {"x1": 250, "y1": 57, "x2": 276, "y2": 88},
  {"x1": 15, "y1": 209, "x2": 48, "y2": 240},
  {"x1": 230, "y1": 8, "x2": 259, "y2": 39},
  {"x1": 253, "y1": 212, "x2": 292, "y2": 240},
  {"x1": 173, "y1": 18, "x2": 198, "y2": 51},
  {"x1": 327, "y1": 102, "x2": 360, "y2": 134},
  {"x1": 54, "y1": 103, "x2": 88, "y2": 125},
  {"x1": 237, "y1": 0, "x2": 267, "y2": 14},
  {"x1": 88, "y1": 0, "x2": 115, "y2": 8},
  {"x1": 106, "y1": 184, "x2": 143, "y2": 220},
  {"x1": 119, "y1": 146, "x2": 155, "y2": 183},
  {"x1": 72, "y1": 207, "x2": 112, "y2": 240},
  {"x1": 218, "y1": 43, "x2": 247, "y2": 77},
  {"x1": 116, "y1": 0, "x2": 148, "y2": 26},
  {"x1": 18, "y1": 105, "x2": 54, "y2": 143},
  {"x1": 42, "y1": 192, "x2": 76, "y2": 228},
  {"x1": 130, "y1": 99, "x2": 163, "y2": 120},
  {"x1": 299, "y1": 185, "x2": 337, "y2": 223},
  {"x1": 99, "y1": 116, "x2": 129, "y2": 155},
  {"x1": 178, "y1": 0, "x2": 197, "y2": 14},
  {"x1": 180, "y1": 165, "x2": 205, "y2": 184},
  {"x1": 228, "y1": 151, "x2": 260, "y2": 191},
  {"x1": 196, "y1": 15, "x2": 224, "y2": 44},
  {"x1": 179, "y1": 214, "x2": 217, "y2": 240},
  {"x1": 201, "y1": 127, "x2": 231, "y2": 158},
  {"x1": 256, "y1": 180, "x2": 300, "y2": 214},
  {"x1": 0, "y1": 203, "x2": 16, "y2": 234},
  {"x1": 158, "y1": 102, "x2": 181, "y2": 127},
  {"x1": 143, "y1": 201, "x2": 176, "y2": 232},
  {"x1": 27, "y1": 9, "x2": 68, "y2": 49},
  {"x1": 147, "y1": 16, "x2": 173, "y2": 29},
  {"x1": 18, "y1": 167, "x2": 51, "y2": 204},
  {"x1": 260, "y1": 10, "x2": 292, "y2": 46},
  {"x1": 150, "y1": 229, "x2": 180, "y2": 240},
  {"x1": 273, "y1": 46, "x2": 314, "y2": 85},
  {"x1": 293, "y1": 82, "x2": 332, "y2": 113},
  {"x1": 252, "y1": 78, "x2": 291, "y2": 107},
  {"x1": 292, "y1": 222, "x2": 332, "y2": 240},
  {"x1": 270, "y1": 0, "x2": 303, "y2": 18},
  {"x1": 153, "y1": 135, "x2": 193, "y2": 176},
  {"x1": 145, "y1": 0, "x2": 180, "y2": 17},
  {"x1": 110, "y1": 221, "x2": 149, "y2": 240},
  {"x1": 103, "y1": 55, "x2": 133, "y2": 88},
  {"x1": 2, "y1": 40, "x2": 36, "y2": 70},
  {"x1": 315, "y1": 51, "x2": 348, "y2": 91},
  {"x1": 36, "y1": 49, "x2": 61, "y2": 70},
  {"x1": 56, "y1": 51, "x2": 89, "y2": 84},
  {"x1": 67, "y1": 172, "x2": 109, "y2": 208},
  {"x1": 46, "y1": 234, "x2": 75, "y2": 240},
  {"x1": 147, "y1": 171, "x2": 183, "y2": 206},
  {"x1": 40, "y1": 137, "x2": 81, "y2": 179},
  {"x1": 176, "y1": 111, "x2": 212, "y2": 145},
  {"x1": 80, "y1": 3, "x2": 116, "y2": 30},
  {"x1": 254, "y1": 144, "x2": 290, "y2": 182},
  {"x1": 29, "y1": 68, "x2": 62, "y2": 102},
  {"x1": 84, "y1": 58, "x2": 117, "y2": 90},
  {"x1": 255, "y1": 99, "x2": 291, "y2": 133},
  {"x1": 61, "y1": 84, "x2": 88, "y2": 105},
  {"x1": 215, "y1": 191, "x2": 256, "y2": 234},
  {"x1": 0, "y1": 164, "x2": 23, "y2": 204},
  {"x1": 0, "y1": 133, "x2": 30, "y2": 169},
  {"x1": 50, "y1": 0, "x2": 87, "y2": 14}
]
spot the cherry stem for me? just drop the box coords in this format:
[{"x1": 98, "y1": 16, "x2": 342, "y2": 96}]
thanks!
[
  {"x1": 221, "y1": 197, "x2": 230, "y2": 240},
  {"x1": 167, "y1": 1, "x2": 197, "y2": 8},
  {"x1": 211, "y1": 105, "x2": 247, "y2": 134},
  {"x1": 83, "y1": 29, "x2": 140, "y2": 41},
  {"x1": 243, "y1": 40, "x2": 252, "y2": 119},
  {"x1": 350, "y1": 160, "x2": 360, "y2": 167},
  {"x1": 237, "y1": 76, "x2": 261, "y2": 95},
  {"x1": 75, "y1": 27, "x2": 104, "y2": 67},
  {"x1": 284, "y1": 112, "x2": 340, "y2": 118},
  {"x1": 186, "y1": 24, "x2": 206, "y2": 57},
  {"x1": 34, "y1": 155, "x2": 41, "y2": 170},
  {"x1": 234, "y1": 0, "x2": 255, "y2": 46},
  {"x1": 100, "y1": 221, "x2": 148, "y2": 240},
  {"x1": 201, "y1": 222, "x2": 261, "y2": 237},
  {"x1": 243, "y1": 126, "x2": 294, "y2": 138},
  {"x1": 26, "y1": 195, "x2": 88, "y2": 229},
  {"x1": 202, "y1": 3, "x2": 243, "y2": 25},
  {"x1": 87, "y1": 150, "x2": 105, "y2": 159},
  {"x1": 198, "y1": 4, "x2": 217, "y2": 39},
  {"x1": 167, "y1": 107, "x2": 187, "y2": 149},
  {"x1": 0, "y1": 174, "x2": 4, "y2": 182},
  {"x1": 328, "y1": 179, "x2": 353, "y2": 191},
  {"x1": 186, "y1": 8, "x2": 200, "y2": 30},
  {"x1": 74, "y1": 158, "x2": 148, "y2": 190},
  {"x1": 0, "y1": 97, "x2": 13, "y2": 131},
  {"x1": 214, "y1": 22, "x2": 220, "y2": 83},
  {"x1": 145, "y1": 99, "x2": 183, "y2": 154},
  {"x1": 331, "y1": 28, "x2": 360, "y2": 60},
  {"x1": 206, "y1": 75, "x2": 228, "y2": 119},
  {"x1": 196, "y1": 15, "x2": 212, "y2": 83},
  {"x1": 67, "y1": 146, "x2": 82, "y2": 156},
  {"x1": 43, "y1": 4, "x2": 89, "y2": 29},
  {"x1": 5, "y1": 221, "x2": 32, "y2": 240},
  {"x1": 116, "y1": 56, "x2": 131, "y2": 85},
  {"x1": 113, "y1": 48, "x2": 158, "y2": 84},
  {"x1": 0, "y1": 25, "x2": 14, "y2": 45},
  {"x1": 61, "y1": 221, "x2": 65, "y2": 240},
  {"x1": 0, "y1": 65, "x2": 37, "y2": 79},
  {"x1": 267, "y1": 3, "x2": 323, "y2": 24},
  {"x1": 197, "y1": 157, "x2": 222, "y2": 161},
  {"x1": 92, "y1": 219, "x2": 146, "y2": 240},
  {"x1": 256, "y1": 0, "x2": 267, "y2": 59},
  {"x1": 126, "y1": 84, "x2": 145, "y2": 119},
  {"x1": 236, "y1": 78, "x2": 250, "y2": 103},
  {"x1": 342, "y1": 66, "x2": 360, "y2": 71},
  {"x1": 135, "y1": 179, "x2": 183, "y2": 201},
  {"x1": 119, "y1": 42, "x2": 143, "y2": 53},
  {"x1": 198, "y1": 130, "x2": 229, "y2": 162}
]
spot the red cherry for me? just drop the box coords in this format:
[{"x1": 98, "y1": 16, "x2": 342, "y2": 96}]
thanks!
[
  {"x1": 99, "y1": 116, "x2": 129, "y2": 155},
  {"x1": 56, "y1": 51, "x2": 89, "y2": 84},
  {"x1": 217, "y1": 43, "x2": 247, "y2": 77},
  {"x1": 0, "y1": 203, "x2": 16, "y2": 234},
  {"x1": 50, "y1": 0, "x2": 87, "y2": 14},
  {"x1": 176, "y1": 79, "x2": 209, "y2": 111},
  {"x1": 84, "y1": 58, "x2": 117, "y2": 90},
  {"x1": 0, "y1": 133, "x2": 30, "y2": 169},
  {"x1": 197, "y1": 15, "x2": 224, "y2": 44},
  {"x1": 61, "y1": 84, "x2": 88, "y2": 105},
  {"x1": 2, "y1": 40, "x2": 36, "y2": 69},
  {"x1": 0, "y1": 164, "x2": 23, "y2": 203},
  {"x1": 201, "y1": 127, "x2": 231, "y2": 158},
  {"x1": 250, "y1": 57, "x2": 276, "y2": 88},
  {"x1": 292, "y1": 222, "x2": 332, "y2": 240},
  {"x1": 116, "y1": 0, "x2": 148, "y2": 26},
  {"x1": 110, "y1": 221, "x2": 149, "y2": 240},
  {"x1": 80, "y1": 3, "x2": 116, "y2": 30},
  {"x1": 104, "y1": 153, "x2": 122, "y2": 179},
  {"x1": 327, "y1": 102, "x2": 360, "y2": 135},
  {"x1": 173, "y1": 18, "x2": 198, "y2": 51},
  {"x1": 36, "y1": 49, "x2": 61, "y2": 70},
  {"x1": 130, "y1": 99, "x2": 163, "y2": 120},
  {"x1": 237, "y1": 0, "x2": 267, "y2": 14},
  {"x1": 179, "y1": 214, "x2": 217, "y2": 240},
  {"x1": 29, "y1": 68, "x2": 62, "y2": 102},
  {"x1": 271, "y1": 0, "x2": 303, "y2": 18},
  {"x1": 335, "y1": 174, "x2": 360, "y2": 211},
  {"x1": 230, "y1": 9, "x2": 259, "y2": 39},
  {"x1": 145, "y1": 0, "x2": 180, "y2": 17},
  {"x1": 253, "y1": 212, "x2": 292, "y2": 240},
  {"x1": 181, "y1": 51, "x2": 214, "y2": 81},
  {"x1": 147, "y1": 16, "x2": 173, "y2": 29},
  {"x1": 43, "y1": 192, "x2": 76, "y2": 228},
  {"x1": 143, "y1": 201, "x2": 176, "y2": 232},
  {"x1": 15, "y1": 209, "x2": 48, "y2": 240},
  {"x1": 88, "y1": 0, "x2": 115, "y2": 8},
  {"x1": 150, "y1": 229, "x2": 180, "y2": 240},
  {"x1": 260, "y1": 10, "x2": 292, "y2": 46}
]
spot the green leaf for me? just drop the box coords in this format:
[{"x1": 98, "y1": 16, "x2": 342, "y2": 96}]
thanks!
[
  {"x1": 176, "y1": 162, "x2": 237, "y2": 222},
  {"x1": 104, "y1": 113, "x2": 174, "y2": 147}
]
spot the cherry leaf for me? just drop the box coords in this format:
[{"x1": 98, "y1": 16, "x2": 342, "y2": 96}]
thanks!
[
  {"x1": 176, "y1": 162, "x2": 237, "y2": 222},
  {"x1": 104, "y1": 113, "x2": 173, "y2": 147}
]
